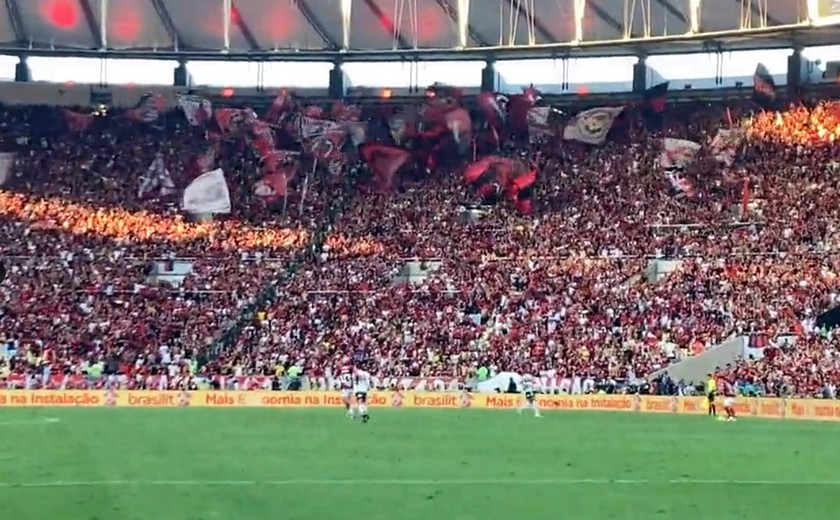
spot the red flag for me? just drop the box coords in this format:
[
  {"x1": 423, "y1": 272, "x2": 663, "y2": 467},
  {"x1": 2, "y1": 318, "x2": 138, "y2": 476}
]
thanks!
[
  {"x1": 361, "y1": 144, "x2": 411, "y2": 189},
  {"x1": 264, "y1": 92, "x2": 290, "y2": 124},
  {"x1": 331, "y1": 101, "x2": 362, "y2": 122},
  {"x1": 464, "y1": 156, "x2": 498, "y2": 183},
  {"x1": 63, "y1": 109, "x2": 94, "y2": 132},
  {"x1": 303, "y1": 129, "x2": 347, "y2": 161},
  {"x1": 250, "y1": 121, "x2": 276, "y2": 158},
  {"x1": 215, "y1": 108, "x2": 257, "y2": 134}
]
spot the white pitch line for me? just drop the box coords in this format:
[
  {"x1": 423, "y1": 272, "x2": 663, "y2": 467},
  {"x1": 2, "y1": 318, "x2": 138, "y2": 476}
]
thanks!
[
  {"x1": 1, "y1": 478, "x2": 840, "y2": 489},
  {"x1": 0, "y1": 417, "x2": 60, "y2": 427}
]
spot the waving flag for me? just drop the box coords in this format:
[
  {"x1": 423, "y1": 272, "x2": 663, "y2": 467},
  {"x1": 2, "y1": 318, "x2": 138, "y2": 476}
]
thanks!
[
  {"x1": 445, "y1": 107, "x2": 473, "y2": 145},
  {"x1": 509, "y1": 169, "x2": 537, "y2": 215},
  {"x1": 710, "y1": 128, "x2": 746, "y2": 166},
  {"x1": 262, "y1": 150, "x2": 300, "y2": 173},
  {"x1": 264, "y1": 92, "x2": 290, "y2": 125},
  {"x1": 128, "y1": 93, "x2": 165, "y2": 123},
  {"x1": 478, "y1": 92, "x2": 506, "y2": 129},
  {"x1": 331, "y1": 101, "x2": 362, "y2": 122},
  {"x1": 250, "y1": 121, "x2": 276, "y2": 158},
  {"x1": 138, "y1": 153, "x2": 176, "y2": 199},
  {"x1": 63, "y1": 109, "x2": 94, "y2": 132},
  {"x1": 659, "y1": 138, "x2": 701, "y2": 170},
  {"x1": 215, "y1": 108, "x2": 257, "y2": 134},
  {"x1": 303, "y1": 129, "x2": 347, "y2": 161},
  {"x1": 563, "y1": 106, "x2": 624, "y2": 145},
  {"x1": 178, "y1": 95, "x2": 212, "y2": 126},
  {"x1": 642, "y1": 81, "x2": 669, "y2": 129},
  {"x1": 508, "y1": 85, "x2": 541, "y2": 131},
  {"x1": 753, "y1": 63, "x2": 777, "y2": 109},
  {"x1": 254, "y1": 170, "x2": 290, "y2": 203},
  {"x1": 361, "y1": 144, "x2": 412, "y2": 189},
  {"x1": 182, "y1": 168, "x2": 231, "y2": 214},
  {"x1": 527, "y1": 106, "x2": 552, "y2": 142}
]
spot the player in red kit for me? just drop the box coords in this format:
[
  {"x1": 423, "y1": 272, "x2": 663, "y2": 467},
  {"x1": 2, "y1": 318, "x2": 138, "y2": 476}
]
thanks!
[{"x1": 722, "y1": 378, "x2": 737, "y2": 422}]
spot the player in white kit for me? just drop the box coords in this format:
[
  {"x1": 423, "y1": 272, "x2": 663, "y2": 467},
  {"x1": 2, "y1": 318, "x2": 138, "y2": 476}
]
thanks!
[
  {"x1": 338, "y1": 365, "x2": 355, "y2": 418},
  {"x1": 517, "y1": 374, "x2": 542, "y2": 418},
  {"x1": 353, "y1": 369, "x2": 372, "y2": 423}
]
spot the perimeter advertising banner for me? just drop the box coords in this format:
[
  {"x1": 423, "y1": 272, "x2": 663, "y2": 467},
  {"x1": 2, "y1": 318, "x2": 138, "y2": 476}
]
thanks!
[{"x1": 2, "y1": 390, "x2": 840, "y2": 421}]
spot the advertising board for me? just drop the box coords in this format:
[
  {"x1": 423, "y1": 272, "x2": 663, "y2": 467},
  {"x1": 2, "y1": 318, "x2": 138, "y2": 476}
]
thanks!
[{"x1": 1, "y1": 391, "x2": 839, "y2": 421}]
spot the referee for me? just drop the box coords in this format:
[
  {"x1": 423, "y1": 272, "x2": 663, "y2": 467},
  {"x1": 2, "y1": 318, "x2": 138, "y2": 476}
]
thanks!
[{"x1": 706, "y1": 373, "x2": 717, "y2": 418}]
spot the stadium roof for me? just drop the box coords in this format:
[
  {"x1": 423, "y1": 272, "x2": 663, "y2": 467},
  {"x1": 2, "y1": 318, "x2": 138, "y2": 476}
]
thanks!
[{"x1": 1, "y1": 0, "x2": 838, "y2": 61}]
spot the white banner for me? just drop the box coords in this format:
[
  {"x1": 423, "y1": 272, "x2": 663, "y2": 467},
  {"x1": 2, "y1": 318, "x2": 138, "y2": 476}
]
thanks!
[
  {"x1": 659, "y1": 138, "x2": 701, "y2": 170},
  {"x1": 0, "y1": 152, "x2": 14, "y2": 186},
  {"x1": 562, "y1": 106, "x2": 624, "y2": 145},
  {"x1": 182, "y1": 168, "x2": 231, "y2": 214}
]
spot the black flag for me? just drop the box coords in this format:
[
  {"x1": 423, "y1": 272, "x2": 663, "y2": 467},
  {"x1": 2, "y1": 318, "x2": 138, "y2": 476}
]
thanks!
[{"x1": 753, "y1": 63, "x2": 777, "y2": 109}]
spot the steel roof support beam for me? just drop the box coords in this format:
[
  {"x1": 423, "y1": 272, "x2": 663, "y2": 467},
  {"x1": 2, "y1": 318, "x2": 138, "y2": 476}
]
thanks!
[
  {"x1": 589, "y1": 0, "x2": 630, "y2": 38},
  {"x1": 150, "y1": 0, "x2": 184, "y2": 50},
  {"x1": 230, "y1": 2, "x2": 260, "y2": 50},
  {"x1": 434, "y1": 0, "x2": 487, "y2": 47},
  {"x1": 340, "y1": 0, "x2": 351, "y2": 49},
  {"x1": 574, "y1": 0, "x2": 585, "y2": 41},
  {"x1": 689, "y1": 0, "x2": 701, "y2": 32},
  {"x1": 361, "y1": 0, "x2": 410, "y2": 49},
  {"x1": 297, "y1": 0, "x2": 340, "y2": 49},
  {"x1": 78, "y1": 0, "x2": 104, "y2": 48},
  {"x1": 732, "y1": 0, "x2": 783, "y2": 29},
  {"x1": 652, "y1": 0, "x2": 689, "y2": 26},
  {"x1": 502, "y1": 0, "x2": 558, "y2": 43},
  {"x1": 5, "y1": 0, "x2": 27, "y2": 43}
]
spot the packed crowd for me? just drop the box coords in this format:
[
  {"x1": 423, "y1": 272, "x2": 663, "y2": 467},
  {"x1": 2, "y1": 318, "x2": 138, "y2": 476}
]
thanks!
[{"x1": 2, "y1": 94, "x2": 840, "y2": 397}]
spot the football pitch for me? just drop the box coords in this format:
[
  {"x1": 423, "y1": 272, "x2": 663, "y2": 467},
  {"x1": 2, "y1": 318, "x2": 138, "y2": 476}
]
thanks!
[{"x1": 1, "y1": 408, "x2": 839, "y2": 520}]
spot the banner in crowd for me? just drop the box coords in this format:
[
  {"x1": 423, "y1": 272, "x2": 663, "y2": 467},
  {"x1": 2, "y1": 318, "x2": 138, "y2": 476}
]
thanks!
[
  {"x1": 562, "y1": 106, "x2": 624, "y2": 145},
  {"x1": 177, "y1": 95, "x2": 213, "y2": 126},
  {"x1": 181, "y1": 168, "x2": 231, "y2": 214},
  {"x1": 2, "y1": 391, "x2": 839, "y2": 422},
  {"x1": 659, "y1": 138, "x2": 700, "y2": 170},
  {"x1": 0, "y1": 152, "x2": 14, "y2": 186},
  {"x1": 710, "y1": 128, "x2": 746, "y2": 166}
]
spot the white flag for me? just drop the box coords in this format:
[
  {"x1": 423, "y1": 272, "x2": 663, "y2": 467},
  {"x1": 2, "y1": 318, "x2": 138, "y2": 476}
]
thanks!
[
  {"x1": 139, "y1": 154, "x2": 176, "y2": 198},
  {"x1": 563, "y1": 106, "x2": 624, "y2": 145},
  {"x1": 178, "y1": 95, "x2": 213, "y2": 126},
  {"x1": 0, "y1": 152, "x2": 15, "y2": 186},
  {"x1": 659, "y1": 138, "x2": 701, "y2": 170},
  {"x1": 182, "y1": 168, "x2": 231, "y2": 214}
]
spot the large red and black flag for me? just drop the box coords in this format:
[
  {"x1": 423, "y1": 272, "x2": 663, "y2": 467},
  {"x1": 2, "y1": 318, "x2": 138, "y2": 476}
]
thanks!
[
  {"x1": 753, "y1": 63, "x2": 777, "y2": 109},
  {"x1": 508, "y1": 168, "x2": 537, "y2": 215},
  {"x1": 642, "y1": 81, "x2": 669, "y2": 130},
  {"x1": 360, "y1": 143, "x2": 412, "y2": 190}
]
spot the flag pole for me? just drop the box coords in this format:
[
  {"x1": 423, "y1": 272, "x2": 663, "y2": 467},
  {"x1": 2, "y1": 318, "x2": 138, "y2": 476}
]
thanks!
[{"x1": 299, "y1": 159, "x2": 315, "y2": 216}]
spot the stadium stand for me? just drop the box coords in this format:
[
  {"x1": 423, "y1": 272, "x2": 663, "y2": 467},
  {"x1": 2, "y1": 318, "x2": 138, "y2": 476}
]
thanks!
[{"x1": 1, "y1": 0, "x2": 840, "y2": 399}]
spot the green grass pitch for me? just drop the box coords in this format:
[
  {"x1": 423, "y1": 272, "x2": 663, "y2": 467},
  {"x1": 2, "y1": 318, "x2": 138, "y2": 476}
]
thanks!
[{"x1": 1, "y1": 407, "x2": 839, "y2": 520}]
